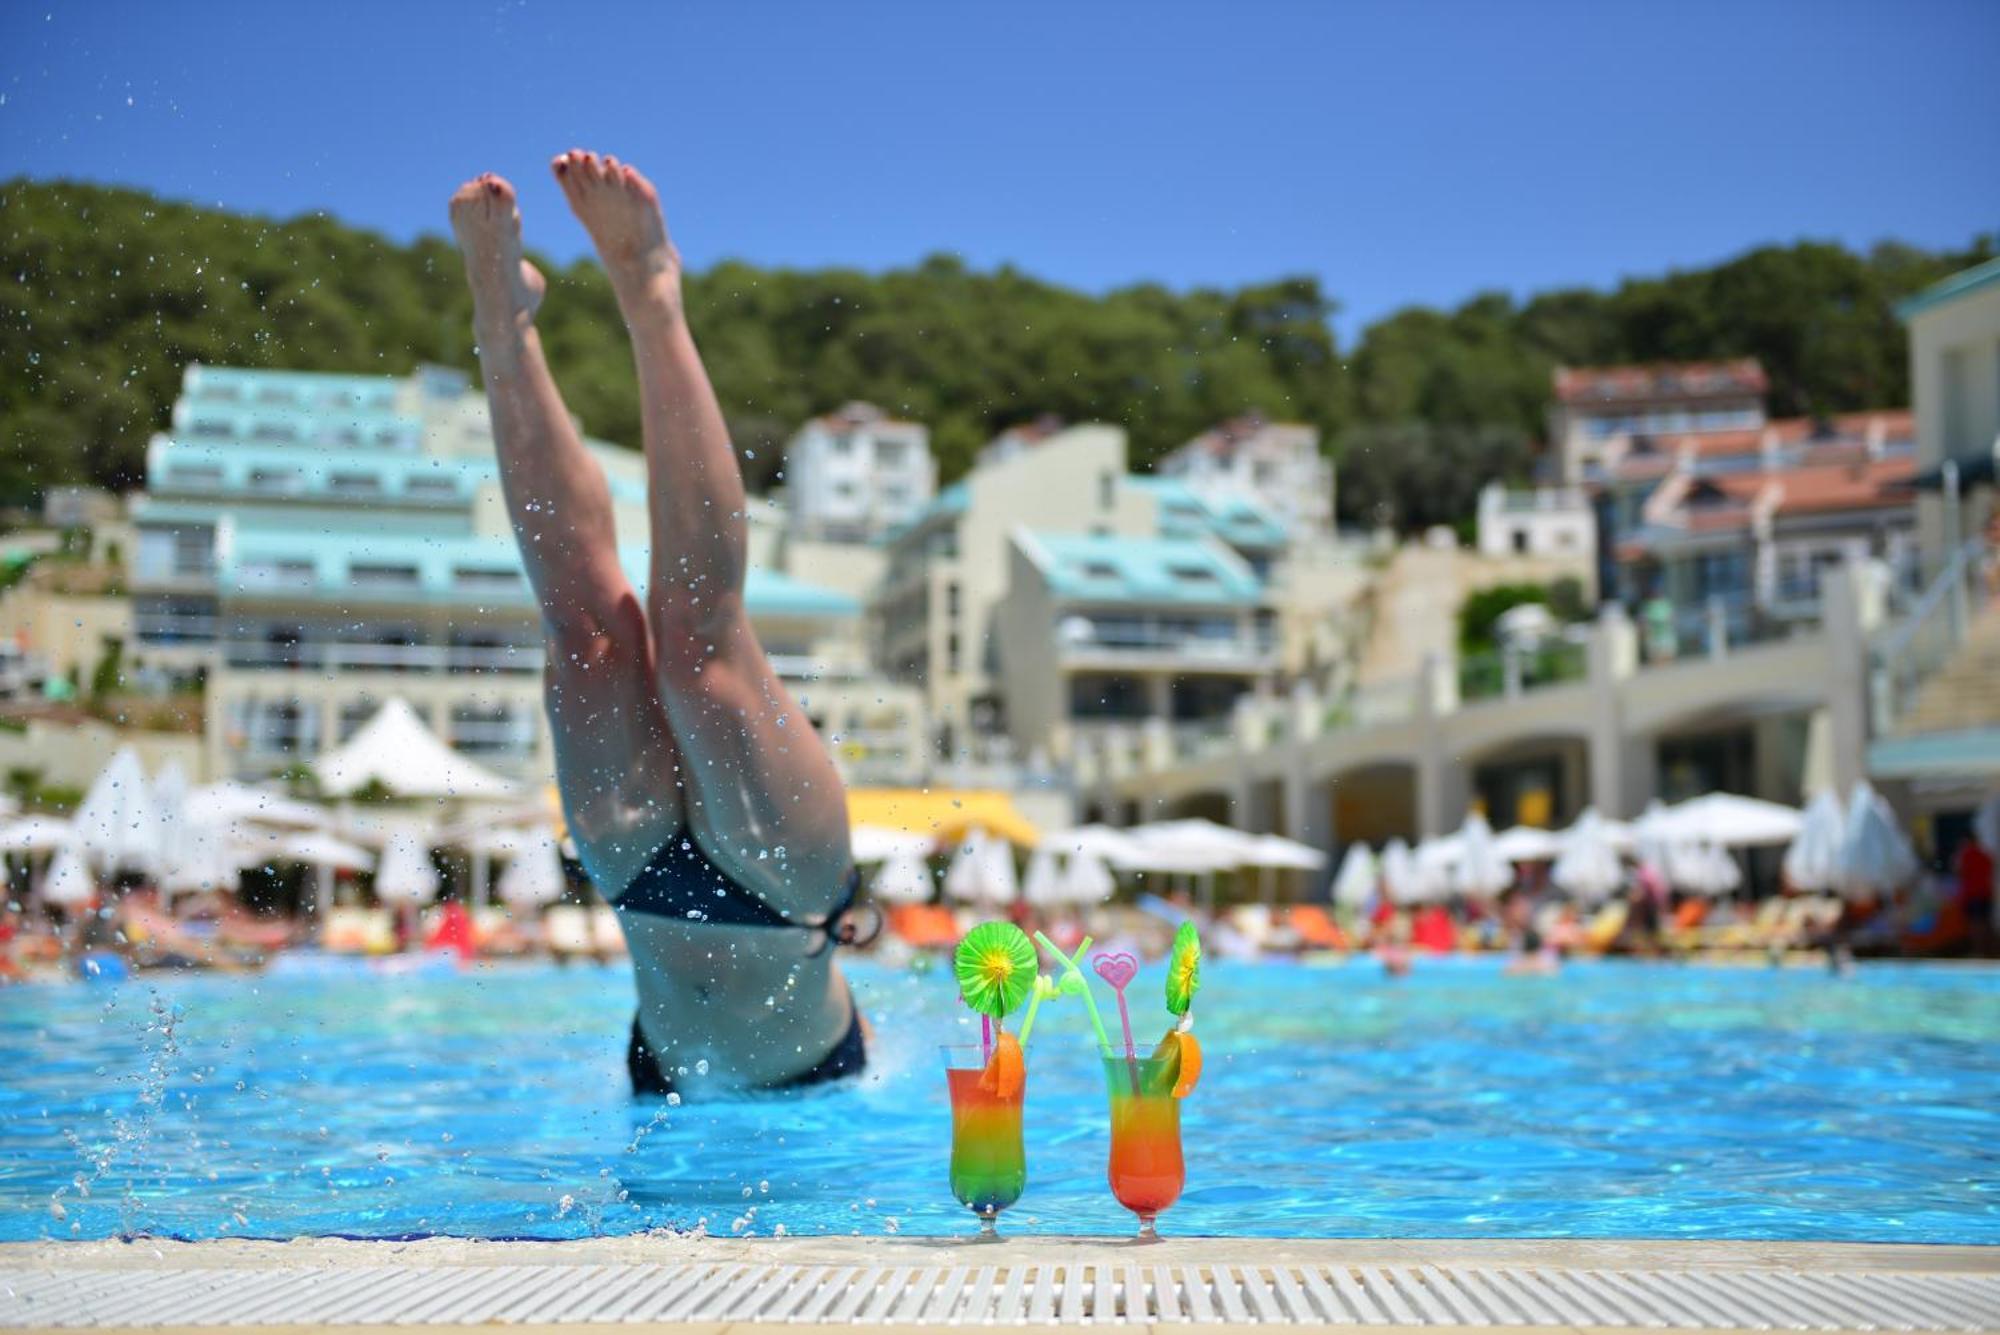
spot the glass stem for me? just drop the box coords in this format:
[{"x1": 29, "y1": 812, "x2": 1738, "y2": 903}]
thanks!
[
  {"x1": 978, "y1": 1206, "x2": 999, "y2": 1239},
  {"x1": 1135, "y1": 1212, "x2": 1159, "y2": 1241}
]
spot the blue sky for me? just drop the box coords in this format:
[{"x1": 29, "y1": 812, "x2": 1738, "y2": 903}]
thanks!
[{"x1": 3, "y1": 0, "x2": 1995, "y2": 339}]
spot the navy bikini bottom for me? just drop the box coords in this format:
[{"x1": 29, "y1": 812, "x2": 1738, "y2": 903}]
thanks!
[{"x1": 613, "y1": 829, "x2": 875, "y2": 1096}]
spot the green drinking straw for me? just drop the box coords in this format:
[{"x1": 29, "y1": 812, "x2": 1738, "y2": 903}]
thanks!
[
  {"x1": 1033, "y1": 932, "x2": 1112, "y2": 1052},
  {"x1": 1017, "y1": 973, "x2": 1060, "y2": 1046}
]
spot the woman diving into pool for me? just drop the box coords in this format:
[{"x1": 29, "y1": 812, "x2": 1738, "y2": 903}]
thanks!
[{"x1": 448, "y1": 152, "x2": 868, "y2": 1098}]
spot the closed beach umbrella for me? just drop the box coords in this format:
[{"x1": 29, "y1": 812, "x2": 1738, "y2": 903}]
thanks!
[
  {"x1": 1379, "y1": 837, "x2": 1420, "y2": 905},
  {"x1": 73, "y1": 747, "x2": 159, "y2": 876},
  {"x1": 1553, "y1": 809, "x2": 1625, "y2": 902},
  {"x1": 1058, "y1": 850, "x2": 1117, "y2": 905},
  {"x1": 1836, "y1": 781, "x2": 1918, "y2": 901},
  {"x1": 160, "y1": 819, "x2": 238, "y2": 899},
  {"x1": 496, "y1": 827, "x2": 566, "y2": 910},
  {"x1": 945, "y1": 827, "x2": 1015, "y2": 905},
  {"x1": 1411, "y1": 836, "x2": 1461, "y2": 902},
  {"x1": 1670, "y1": 840, "x2": 1742, "y2": 896},
  {"x1": 41, "y1": 845, "x2": 96, "y2": 908},
  {"x1": 1021, "y1": 846, "x2": 1064, "y2": 907},
  {"x1": 869, "y1": 845, "x2": 935, "y2": 905},
  {"x1": 1452, "y1": 812, "x2": 1515, "y2": 897},
  {"x1": 1971, "y1": 792, "x2": 1999, "y2": 855},
  {"x1": 980, "y1": 834, "x2": 1019, "y2": 905},
  {"x1": 1781, "y1": 790, "x2": 1847, "y2": 893},
  {"x1": 1331, "y1": 842, "x2": 1377, "y2": 908},
  {"x1": 373, "y1": 824, "x2": 441, "y2": 907}
]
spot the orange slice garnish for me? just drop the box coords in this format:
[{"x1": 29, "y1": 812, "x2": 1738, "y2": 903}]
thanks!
[
  {"x1": 1169, "y1": 1030, "x2": 1202, "y2": 1098},
  {"x1": 979, "y1": 1030, "x2": 1025, "y2": 1099}
]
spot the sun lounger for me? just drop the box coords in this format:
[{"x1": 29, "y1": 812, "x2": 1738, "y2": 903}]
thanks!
[
  {"x1": 544, "y1": 905, "x2": 594, "y2": 961},
  {"x1": 1580, "y1": 901, "x2": 1629, "y2": 953},
  {"x1": 887, "y1": 903, "x2": 959, "y2": 950},
  {"x1": 1287, "y1": 904, "x2": 1350, "y2": 951},
  {"x1": 322, "y1": 907, "x2": 395, "y2": 955},
  {"x1": 591, "y1": 906, "x2": 628, "y2": 957}
]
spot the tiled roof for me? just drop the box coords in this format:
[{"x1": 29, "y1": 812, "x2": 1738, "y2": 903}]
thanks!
[{"x1": 1554, "y1": 359, "x2": 1767, "y2": 406}]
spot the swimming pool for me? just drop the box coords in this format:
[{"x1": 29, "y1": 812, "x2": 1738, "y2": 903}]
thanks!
[{"x1": 2, "y1": 958, "x2": 1995, "y2": 1244}]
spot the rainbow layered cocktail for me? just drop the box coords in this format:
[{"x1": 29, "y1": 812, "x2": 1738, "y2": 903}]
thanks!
[
  {"x1": 943, "y1": 1044, "x2": 1026, "y2": 1236},
  {"x1": 1102, "y1": 1050, "x2": 1186, "y2": 1238}
]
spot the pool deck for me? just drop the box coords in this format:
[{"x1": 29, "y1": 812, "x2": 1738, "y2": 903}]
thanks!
[{"x1": 3, "y1": 1235, "x2": 1995, "y2": 1332}]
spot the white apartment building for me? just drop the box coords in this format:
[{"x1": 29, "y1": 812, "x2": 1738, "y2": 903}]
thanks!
[
  {"x1": 782, "y1": 402, "x2": 935, "y2": 543},
  {"x1": 129, "y1": 365, "x2": 928, "y2": 788},
  {"x1": 1476, "y1": 482, "x2": 1596, "y2": 559},
  {"x1": 1156, "y1": 416, "x2": 1334, "y2": 542},
  {"x1": 1899, "y1": 256, "x2": 2000, "y2": 565},
  {"x1": 993, "y1": 530, "x2": 1278, "y2": 763},
  {"x1": 1549, "y1": 359, "x2": 1768, "y2": 483}
]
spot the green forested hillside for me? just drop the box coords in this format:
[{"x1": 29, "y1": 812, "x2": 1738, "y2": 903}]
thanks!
[{"x1": 1, "y1": 178, "x2": 1989, "y2": 528}]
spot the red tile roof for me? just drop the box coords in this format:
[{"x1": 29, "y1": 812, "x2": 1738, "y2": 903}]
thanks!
[{"x1": 1554, "y1": 358, "x2": 1768, "y2": 406}]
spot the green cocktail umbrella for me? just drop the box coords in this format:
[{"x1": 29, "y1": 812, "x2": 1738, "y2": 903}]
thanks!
[
  {"x1": 955, "y1": 921, "x2": 1037, "y2": 1021},
  {"x1": 1165, "y1": 921, "x2": 1202, "y2": 1019}
]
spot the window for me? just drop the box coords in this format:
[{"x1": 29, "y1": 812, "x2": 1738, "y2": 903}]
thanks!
[
  {"x1": 1513, "y1": 530, "x2": 1529, "y2": 554},
  {"x1": 405, "y1": 475, "x2": 457, "y2": 500},
  {"x1": 349, "y1": 562, "x2": 421, "y2": 589},
  {"x1": 1081, "y1": 560, "x2": 1120, "y2": 580},
  {"x1": 1168, "y1": 564, "x2": 1218, "y2": 584},
  {"x1": 945, "y1": 582, "x2": 961, "y2": 617},
  {"x1": 239, "y1": 559, "x2": 315, "y2": 589},
  {"x1": 247, "y1": 467, "x2": 302, "y2": 493},
  {"x1": 328, "y1": 471, "x2": 382, "y2": 497},
  {"x1": 189, "y1": 417, "x2": 233, "y2": 440},
  {"x1": 167, "y1": 463, "x2": 224, "y2": 490},
  {"x1": 830, "y1": 433, "x2": 854, "y2": 455},
  {"x1": 876, "y1": 440, "x2": 907, "y2": 466},
  {"x1": 251, "y1": 423, "x2": 299, "y2": 445},
  {"x1": 453, "y1": 566, "x2": 522, "y2": 593},
  {"x1": 1098, "y1": 470, "x2": 1115, "y2": 509}
]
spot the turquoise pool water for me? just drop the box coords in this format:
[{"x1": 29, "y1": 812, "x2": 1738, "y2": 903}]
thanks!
[{"x1": 2, "y1": 958, "x2": 1996, "y2": 1243}]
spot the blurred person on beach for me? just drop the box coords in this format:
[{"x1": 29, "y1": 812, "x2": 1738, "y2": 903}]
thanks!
[{"x1": 449, "y1": 153, "x2": 871, "y2": 1099}]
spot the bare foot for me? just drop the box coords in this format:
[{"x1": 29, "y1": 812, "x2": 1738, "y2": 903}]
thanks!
[
  {"x1": 551, "y1": 149, "x2": 682, "y2": 325},
  {"x1": 447, "y1": 174, "x2": 545, "y2": 361}
]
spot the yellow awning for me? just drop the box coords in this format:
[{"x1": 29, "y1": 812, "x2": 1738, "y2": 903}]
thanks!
[{"x1": 846, "y1": 787, "x2": 1041, "y2": 848}]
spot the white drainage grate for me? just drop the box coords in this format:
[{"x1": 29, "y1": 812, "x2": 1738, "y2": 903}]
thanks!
[{"x1": 3, "y1": 1260, "x2": 1998, "y2": 1328}]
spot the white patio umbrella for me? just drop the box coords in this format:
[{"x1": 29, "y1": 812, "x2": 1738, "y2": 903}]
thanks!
[
  {"x1": 1670, "y1": 840, "x2": 1742, "y2": 896},
  {"x1": 851, "y1": 825, "x2": 934, "y2": 864},
  {"x1": 73, "y1": 747, "x2": 159, "y2": 876},
  {"x1": 1781, "y1": 790, "x2": 1847, "y2": 893},
  {"x1": 1492, "y1": 825, "x2": 1563, "y2": 863},
  {"x1": 41, "y1": 845, "x2": 96, "y2": 908},
  {"x1": 1552, "y1": 809, "x2": 1625, "y2": 902},
  {"x1": 944, "y1": 827, "x2": 1016, "y2": 906},
  {"x1": 1452, "y1": 812, "x2": 1515, "y2": 897},
  {"x1": 159, "y1": 819, "x2": 239, "y2": 901},
  {"x1": 1651, "y1": 793, "x2": 1803, "y2": 848},
  {"x1": 1057, "y1": 850, "x2": 1117, "y2": 906},
  {"x1": 184, "y1": 782, "x2": 326, "y2": 829},
  {"x1": 869, "y1": 845, "x2": 935, "y2": 905},
  {"x1": 1021, "y1": 846, "x2": 1065, "y2": 908},
  {"x1": 1409, "y1": 836, "x2": 1461, "y2": 903},
  {"x1": 495, "y1": 827, "x2": 566, "y2": 910},
  {"x1": 0, "y1": 814, "x2": 74, "y2": 853},
  {"x1": 373, "y1": 824, "x2": 441, "y2": 907},
  {"x1": 1331, "y1": 842, "x2": 1378, "y2": 909},
  {"x1": 1051, "y1": 825, "x2": 1149, "y2": 869},
  {"x1": 277, "y1": 830, "x2": 375, "y2": 920},
  {"x1": 1836, "y1": 781, "x2": 1918, "y2": 901},
  {"x1": 1378, "y1": 837, "x2": 1420, "y2": 905}
]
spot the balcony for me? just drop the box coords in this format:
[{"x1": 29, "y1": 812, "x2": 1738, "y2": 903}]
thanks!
[
  {"x1": 1055, "y1": 617, "x2": 1277, "y2": 670},
  {"x1": 219, "y1": 639, "x2": 544, "y2": 675}
]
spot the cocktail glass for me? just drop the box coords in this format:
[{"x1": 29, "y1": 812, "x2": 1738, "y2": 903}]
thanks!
[
  {"x1": 943, "y1": 1043, "x2": 1026, "y2": 1239},
  {"x1": 1101, "y1": 1048, "x2": 1185, "y2": 1240}
]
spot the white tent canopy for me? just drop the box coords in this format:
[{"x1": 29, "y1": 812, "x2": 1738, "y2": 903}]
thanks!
[
  {"x1": 496, "y1": 827, "x2": 567, "y2": 909},
  {"x1": 1331, "y1": 842, "x2": 1377, "y2": 908},
  {"x1": 313, "y1": 699, "x2": 516, "y2": 800},
  {"x1": 869, "y1": 845, "x2": 935, "y2": 905},
  {"x1": 1646, "y1": 792, "x2": 1803, "y2": 847},
  {"x1": 1782, "y1": 790, "x2": 1847, "y2": 893}
]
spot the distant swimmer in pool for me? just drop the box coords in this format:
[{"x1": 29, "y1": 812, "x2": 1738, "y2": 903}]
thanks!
[{"x1": 448, "y1": 152, "x2": 872, "y2": 1099}]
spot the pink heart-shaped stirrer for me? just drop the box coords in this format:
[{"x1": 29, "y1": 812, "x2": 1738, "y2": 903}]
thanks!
[{"x1": 1092, "y1": 950, "x2": 1142, "y2": 1066}]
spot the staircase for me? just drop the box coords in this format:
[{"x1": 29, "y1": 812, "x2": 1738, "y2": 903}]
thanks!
[{"x1": 1898, "y1": 597, "x2": 2000, "y2": 734}]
